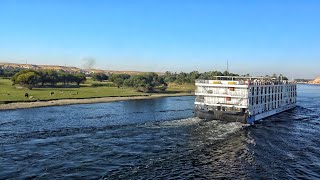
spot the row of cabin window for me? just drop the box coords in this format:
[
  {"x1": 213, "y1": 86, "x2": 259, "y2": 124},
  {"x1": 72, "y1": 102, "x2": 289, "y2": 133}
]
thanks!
[
  {"x1": 251, "y1": 85, "x2": 296, "y2": 96},
  {"x1": 290, "y1": 91, "x2": 297, "y2": 98},
  {"x1": 251, "y1": 93, "x2": 296, "y2": 105},
  {"x1": 252, "y1": 99, "x2": 295, "y2": 115}
]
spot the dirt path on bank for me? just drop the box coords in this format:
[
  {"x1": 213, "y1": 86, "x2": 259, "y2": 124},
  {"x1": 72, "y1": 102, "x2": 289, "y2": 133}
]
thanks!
[{"x1": 0, "y1": 93, "x2": 194, "y2": 110}]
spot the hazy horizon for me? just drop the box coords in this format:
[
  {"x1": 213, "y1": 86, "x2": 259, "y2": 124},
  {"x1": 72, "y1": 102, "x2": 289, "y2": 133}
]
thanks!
[{"x1": 1, "y1": 1, "x2": 320, "y2": 79}]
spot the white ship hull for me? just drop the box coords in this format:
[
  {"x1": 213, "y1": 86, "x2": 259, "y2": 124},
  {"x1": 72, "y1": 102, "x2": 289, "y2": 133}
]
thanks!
[{"x1": 247, "y1": 103, "x2": 296, "y2": 124}]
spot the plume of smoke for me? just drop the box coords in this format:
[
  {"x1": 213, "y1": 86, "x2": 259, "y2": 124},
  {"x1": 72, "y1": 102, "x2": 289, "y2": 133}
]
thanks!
[{"x1": 81, "y1": 57, "x2": 96, "y2": 69}]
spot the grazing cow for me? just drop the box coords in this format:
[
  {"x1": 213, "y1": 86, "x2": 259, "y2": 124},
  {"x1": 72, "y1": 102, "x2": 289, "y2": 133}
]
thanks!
[
  {"x1": 50, "y1": 92, "x2": 54, "y2": 96},
  {"x1": 25, "y1": 93, "x2": 29, "y2": 98}
]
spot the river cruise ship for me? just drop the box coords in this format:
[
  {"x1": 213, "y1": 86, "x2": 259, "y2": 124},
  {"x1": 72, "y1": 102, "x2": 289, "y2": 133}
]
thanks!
[{"x1": 194, "y1": 76, "x2": 297, "y2": 124}]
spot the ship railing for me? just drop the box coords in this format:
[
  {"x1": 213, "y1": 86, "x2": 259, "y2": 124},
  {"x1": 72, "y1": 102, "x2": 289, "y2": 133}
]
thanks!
[
  {"x1": 249, "y1": 80, "x2": 296, "y2": 85},
  {"x1": 195, "y1": 91, "x2": 247, "y2": 97},
  {"x1": 196, "y1": 79, "x2": 296, "y2": 85},
  {"x1": 195, "y1": 101, "x2": 248, "y2": 107},
  {"x1": 195, "y1": 79, "x2": 249, "y2": 85},
  {"x1": 195, "y1": 98, "x2": 204, "y2": 103},
  {"x1": 195, "y1": 79, "x2": 210, "y2": 84}
]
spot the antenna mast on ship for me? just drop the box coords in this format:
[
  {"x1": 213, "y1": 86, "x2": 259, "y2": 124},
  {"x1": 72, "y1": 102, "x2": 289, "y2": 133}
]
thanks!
[{"x1": 227, "y1": 60, "x2": 229, "y2": 74}]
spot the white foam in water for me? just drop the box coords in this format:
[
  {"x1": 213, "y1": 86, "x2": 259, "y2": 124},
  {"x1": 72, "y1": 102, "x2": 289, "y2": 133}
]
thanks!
[
  {"x1": 142, "y1": 117, "x2": 244, "y2": 143},
  {"x1": 201, "y1": 121, "x2": 244, "y2": 141},
  {"x1": 160, "y1": 117, "x2": 203, "y2": 127},
  {"x1": 142, "y1": 117, "x2": 203, "y2": 129},
  {"x1": 219, "y1": 122, "x2": 243, "y2": 136}
]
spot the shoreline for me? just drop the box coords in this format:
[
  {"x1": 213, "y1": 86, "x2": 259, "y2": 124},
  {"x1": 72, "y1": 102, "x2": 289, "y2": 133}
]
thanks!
[{"x1": 0, "y1": 93, "x2": 194, "y2": 111}]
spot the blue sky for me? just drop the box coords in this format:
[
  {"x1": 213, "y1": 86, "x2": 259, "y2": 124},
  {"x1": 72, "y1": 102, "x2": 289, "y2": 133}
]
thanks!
[{"x1": 0, "y1": 0, "x2": 319, "y2": 78}]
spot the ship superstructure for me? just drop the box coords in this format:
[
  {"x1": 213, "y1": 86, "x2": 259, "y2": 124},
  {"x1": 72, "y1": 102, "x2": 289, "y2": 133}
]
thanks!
[{"x1": 194, "y1": 76, "x2": 297, "y2": 124}]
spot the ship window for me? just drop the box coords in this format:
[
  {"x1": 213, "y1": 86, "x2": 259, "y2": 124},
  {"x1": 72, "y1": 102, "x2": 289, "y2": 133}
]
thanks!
[
  {"x1": 252, "y1": 87, "x2": 254, "y2": 96},
  {"x1": 252, "y1": 97, "x2": 254, "y2": 105},
  {"x1": 256, "y1": 97, "x2": 259, "y2": 104},
  {"x1": 261, "y1": 87, "x2": 263, "y2": 94},
  {"x1": 269, "y1": 87, "x2": 270, "y2": 93},
  {"x1": 261, "y1": 96, "x2": 263, "y2": 103},
  {"x1": 265, "y1": 95, "x2": 267, "y2": 103}
]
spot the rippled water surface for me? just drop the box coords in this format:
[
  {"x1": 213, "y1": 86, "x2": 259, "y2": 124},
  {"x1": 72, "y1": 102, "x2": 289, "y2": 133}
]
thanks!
[{"x1": 1, "y1": 84, "x2": 320, "y2": 179}]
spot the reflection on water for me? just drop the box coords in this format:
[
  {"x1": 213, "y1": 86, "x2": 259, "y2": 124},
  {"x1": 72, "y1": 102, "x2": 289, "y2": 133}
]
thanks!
[{"x1": 1, "y1": 85, "x2": 320, "y2": 179}]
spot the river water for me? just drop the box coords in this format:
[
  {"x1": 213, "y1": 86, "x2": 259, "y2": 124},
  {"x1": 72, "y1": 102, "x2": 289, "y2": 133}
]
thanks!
[{"x1": 0, "y1": 84, "x2": 320, "y2": 179}]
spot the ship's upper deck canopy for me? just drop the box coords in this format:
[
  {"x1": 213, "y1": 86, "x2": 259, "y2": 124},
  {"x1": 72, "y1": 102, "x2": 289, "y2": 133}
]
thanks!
[{"x1": 196, "y1": 76, "x2": 296, "y2": 85}]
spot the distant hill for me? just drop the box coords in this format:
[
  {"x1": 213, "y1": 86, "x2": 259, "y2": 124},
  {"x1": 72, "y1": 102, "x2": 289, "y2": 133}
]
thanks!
[
  {"x1": 0, "y1": 62, "x2": 81, "y2": 72},
  {"x1": 309, "y1": 77, "x2": 320, "y2": 84},
  {"x1": 0, "y1": 62, "x2": 156, "y2": 75}
]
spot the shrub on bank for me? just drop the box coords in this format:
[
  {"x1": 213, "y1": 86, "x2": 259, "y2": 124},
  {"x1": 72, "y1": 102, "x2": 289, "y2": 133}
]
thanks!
[{"x1": 11, "y1": 70, "x2": 86, "y2": 89}]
